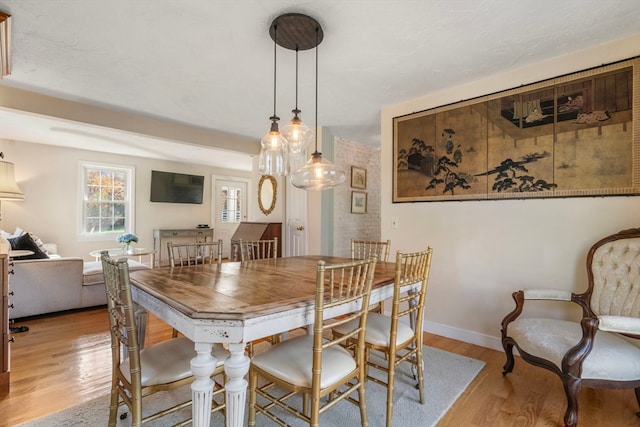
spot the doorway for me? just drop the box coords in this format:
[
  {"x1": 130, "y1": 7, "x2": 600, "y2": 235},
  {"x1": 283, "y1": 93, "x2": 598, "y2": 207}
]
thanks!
[{"x1": 212, "y1": 177, "x2": 249, "y2": 259}]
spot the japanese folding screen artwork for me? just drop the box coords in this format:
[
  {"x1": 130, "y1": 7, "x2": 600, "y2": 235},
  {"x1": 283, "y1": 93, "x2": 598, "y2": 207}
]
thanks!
[{"x1": 393, "y1": 58, "x2": 639, "y2": 202}]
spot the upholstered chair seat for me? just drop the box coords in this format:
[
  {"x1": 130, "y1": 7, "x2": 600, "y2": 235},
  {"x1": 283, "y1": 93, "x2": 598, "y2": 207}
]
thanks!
[
  {"x1": 508, "y1": 318, "x2": 640, "y2": 381},
  {"x1": 333, "y1": 312, "x2": 415, "y2": 347},
  {"x1": 120, "y1": 337, "x2": 229, "y2": 386},
  {"x1": 250, "y1": 335, "x2": 356, "y2": 388}
]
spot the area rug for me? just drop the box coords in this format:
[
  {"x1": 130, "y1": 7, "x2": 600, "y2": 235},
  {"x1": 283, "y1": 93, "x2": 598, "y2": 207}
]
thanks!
[{"x1": 17, "y1": 346, "x2": 484, "y2": 427}]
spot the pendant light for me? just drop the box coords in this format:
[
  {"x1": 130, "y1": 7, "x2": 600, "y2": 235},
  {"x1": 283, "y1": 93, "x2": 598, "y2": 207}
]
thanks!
[
  {"x1": 290, "y1": 24, "x2": 345, "y2": 190},
  {"x1": 282, "y1": 48, "x2": 313, "y2": 155},
  {"x1": 258, "y1": 23, "x2": 287, "y2": 176}
]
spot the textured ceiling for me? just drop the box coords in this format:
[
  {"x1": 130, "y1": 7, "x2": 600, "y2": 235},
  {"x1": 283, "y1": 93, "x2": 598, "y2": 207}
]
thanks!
[{"x1": 0, "y1": 0, "x2": 638, "y2": 170}]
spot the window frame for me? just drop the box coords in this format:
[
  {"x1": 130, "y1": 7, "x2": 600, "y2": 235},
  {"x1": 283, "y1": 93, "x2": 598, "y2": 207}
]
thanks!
[{"x1": 78, "y1": 161, "x2": 136, "y2": 242}]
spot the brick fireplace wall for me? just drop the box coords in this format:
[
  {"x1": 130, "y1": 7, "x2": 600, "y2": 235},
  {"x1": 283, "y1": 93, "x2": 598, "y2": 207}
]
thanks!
[{"x1": 333, "y1": 137, "x2": 381, "y2": 257}]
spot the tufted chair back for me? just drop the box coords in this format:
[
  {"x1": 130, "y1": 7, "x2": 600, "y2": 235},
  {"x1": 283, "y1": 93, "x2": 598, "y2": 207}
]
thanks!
[{"x1": 588, "y1": 229, "x2": 640, "y2": 318}]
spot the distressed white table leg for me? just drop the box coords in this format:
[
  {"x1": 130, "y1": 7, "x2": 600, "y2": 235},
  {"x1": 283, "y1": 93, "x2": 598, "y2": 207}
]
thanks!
[
  {"x1": 190, "y1": 342, "x2": 217, "y2": 427},
  {"x1": 224, "y1": 343, "x2": 250, "y2": 427}
]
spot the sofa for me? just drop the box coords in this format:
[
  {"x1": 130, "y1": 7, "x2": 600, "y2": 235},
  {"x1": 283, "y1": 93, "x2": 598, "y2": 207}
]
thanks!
[{"x1": 9, "y1": 242, "x2": 149, "y2": 320}]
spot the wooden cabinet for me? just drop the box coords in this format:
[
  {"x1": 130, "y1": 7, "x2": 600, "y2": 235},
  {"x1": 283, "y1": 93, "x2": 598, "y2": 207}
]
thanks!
[
  {"x1": 230, "y1": 222, "x2": 282, "y2": 261},
  {"x1": 1, "y1": 252, "x2": 9, "y2": 396},
  {"x1": 153, "y1": 228, "x2": 214, "y2": 267}
]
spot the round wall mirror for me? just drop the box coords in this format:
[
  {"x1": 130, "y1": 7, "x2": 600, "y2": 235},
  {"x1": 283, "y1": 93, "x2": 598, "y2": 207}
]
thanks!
[{"x1": 258, "y1": 175, "x2": 277, "y2": 215}]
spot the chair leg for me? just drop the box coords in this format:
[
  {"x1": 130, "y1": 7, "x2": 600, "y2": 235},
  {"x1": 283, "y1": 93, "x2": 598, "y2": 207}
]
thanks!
[
  {"x1": 358, "y1": 382, "x2": 368, "y2": 427},
  {"x1": 502, "y1": 339, "x2": 515, "y2": 375},
  {"x1": 386, "y1": 351, "x2": 397, "y2": 427},
  {"x1": 310, "y1": 392, "x2": 321, "y2": 427},
  {"x1": 415, "y1": 346, "x2": 425, "y2": 404},
  {"x1": 635, "y1": 386, "x2": 640, "y2": 418},
  {"x1": 248, "y1": 369, "x2": 257, "y2": 427},
  {"x1": 108, "y1": 388, "x2": 119, "y2": 427},
  {"x1": 562, "y1": 376, "x2": 580, "y2": 427}
]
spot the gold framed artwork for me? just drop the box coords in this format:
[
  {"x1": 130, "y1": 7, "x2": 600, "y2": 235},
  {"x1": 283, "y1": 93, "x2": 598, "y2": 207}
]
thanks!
[
  {"x1": 393, "y1": 58, "x2": 640, "y2": 202},
  {"x1": 351, "y1": 166, "x2": 367, "y2": 189},
  {"x1": 351, "y1": 191, "x2": 367, "y2": 214}
]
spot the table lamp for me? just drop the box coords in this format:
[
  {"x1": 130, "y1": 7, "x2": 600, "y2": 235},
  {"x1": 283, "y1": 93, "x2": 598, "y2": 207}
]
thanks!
[{"x1": 0, "y1": 152, "x2": 24, "y2": 226}]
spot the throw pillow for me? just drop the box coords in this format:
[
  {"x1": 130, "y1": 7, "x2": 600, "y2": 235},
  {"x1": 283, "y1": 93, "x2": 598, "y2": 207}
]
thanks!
[
  {"x1": 8, "y1": 233, "x2": 49, "y2": 260},
  {"x1": 28, "y1": 232, "x2": 49, "y2": 255},
  {"x1": 0, "y1": 226, "x2": 24, "y2": 239}
]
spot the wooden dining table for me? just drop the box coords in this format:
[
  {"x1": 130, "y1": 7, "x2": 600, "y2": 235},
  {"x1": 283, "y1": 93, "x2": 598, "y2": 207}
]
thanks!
[{"x1": 128, "y1": 255, "x2": 399, "y2": 427}]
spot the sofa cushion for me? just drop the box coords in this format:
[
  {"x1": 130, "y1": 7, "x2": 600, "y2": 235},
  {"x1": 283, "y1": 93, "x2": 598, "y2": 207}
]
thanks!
[
  {"x1": 83, "y1": 260, "x2": 151, "y2": 286},
  {"x1": 8, "y1": 233, "x2": 49, "y2": 260}
]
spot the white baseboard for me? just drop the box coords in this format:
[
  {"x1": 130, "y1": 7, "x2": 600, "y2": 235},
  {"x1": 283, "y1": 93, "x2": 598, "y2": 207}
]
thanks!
[{"x1": 424, "y1": 320, "x2": 504, "y2": 352}]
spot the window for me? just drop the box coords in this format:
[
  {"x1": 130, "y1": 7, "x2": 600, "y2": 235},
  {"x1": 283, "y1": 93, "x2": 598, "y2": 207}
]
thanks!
[
  {"x1": 219, "y1": 184, "x2": 243, "y2": 223},
  {"x1": 79, "y1": 162, "x2": 135, "y2": 240}
]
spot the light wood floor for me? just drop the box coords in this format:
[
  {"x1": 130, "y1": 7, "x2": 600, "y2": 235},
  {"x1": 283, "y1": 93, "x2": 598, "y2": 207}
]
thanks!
[{"x1": 1, "y1": 307, "x2": 638, "y2": 427}]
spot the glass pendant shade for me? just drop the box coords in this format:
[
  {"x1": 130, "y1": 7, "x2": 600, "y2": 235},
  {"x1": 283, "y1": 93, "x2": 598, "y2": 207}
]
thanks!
[
  {"x1": 283, "y1": 111, "x2": 313, "y2": 154},
  {"x1": 259, "y1": 118, "x2": 288, "y2": 176},
  {"x1": 290, "y1": 152, "x2": 346, "y2": 190}
]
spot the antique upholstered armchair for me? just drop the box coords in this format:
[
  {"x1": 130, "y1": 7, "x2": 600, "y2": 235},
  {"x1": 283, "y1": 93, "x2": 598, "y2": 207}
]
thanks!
[{"x1": 501, "y1": 228, "x2": 640, "y2": 427}]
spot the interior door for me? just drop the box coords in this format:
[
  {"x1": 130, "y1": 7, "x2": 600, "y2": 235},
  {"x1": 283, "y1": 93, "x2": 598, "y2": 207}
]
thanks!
[
  {"x1": 213, "y1": 177, "x2": 248, "y2": 259},
  {"x1": 285, "y1": 177, "x2": 307, "y2": 256}
]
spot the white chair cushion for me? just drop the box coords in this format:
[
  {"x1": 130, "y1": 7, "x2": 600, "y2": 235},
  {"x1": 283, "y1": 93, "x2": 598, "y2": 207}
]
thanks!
[
  {"x1": 120, "y1": 336, "x2": 228, "y2": 386},
  {"x1": 332, "y1": 313, "x2": 414, "y2": 347},
  {"x1": 251, "y1": 335, "x2": 356, "y2": 389},
  {"x1": 508, "y1": 318, "x2": 640, "y2": 381}
]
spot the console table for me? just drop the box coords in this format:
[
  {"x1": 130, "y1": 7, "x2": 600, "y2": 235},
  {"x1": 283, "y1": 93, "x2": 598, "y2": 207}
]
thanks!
[{"x1": 153, "y1": 228, "x2": 214, "y2": 267}]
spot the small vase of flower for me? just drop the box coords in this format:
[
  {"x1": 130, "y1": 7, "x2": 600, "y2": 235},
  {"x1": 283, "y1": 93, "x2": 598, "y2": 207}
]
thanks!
[{"x1": 117, "y1": 233, "x2": 139, "y2": 254}]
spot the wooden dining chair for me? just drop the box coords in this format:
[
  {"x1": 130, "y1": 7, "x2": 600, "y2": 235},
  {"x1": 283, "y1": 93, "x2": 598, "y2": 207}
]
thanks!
[
  {"x1": 248, "y1": 256, "x2": 378, "y2": 427},
  {"x1": 333, "y1": 247, "x2": 433, "y2": 427},
  {"x1": 167, "y1": 239, "x2": 223, "y2": 267},
  {"x1": 238, "y1": 237, "x2": 278, "y2": 261},
  {"x1": 351, "y1": 239, "x2": 391, "y2": 313},
  {"x1": 101, "y1": 251, "x2": 227, "y2": 426},
  {"x1": 351, "y1": 238, "x2": 391, "y2": 263},
  {"x1": 239, "y1": 237, "x2": 280, "y2": 355}
]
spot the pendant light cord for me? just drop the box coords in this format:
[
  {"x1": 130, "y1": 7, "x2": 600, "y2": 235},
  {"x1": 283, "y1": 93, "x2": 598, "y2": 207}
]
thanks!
[
  {"x1": 314, "y1": 26, "x2": 319, "y2": 154},
  {"x1": 272, "y1": 25, "x2": 278, "y2": 120},
  {"x1": 294, "y1": 48, "x2": 299, "y2": 112}
]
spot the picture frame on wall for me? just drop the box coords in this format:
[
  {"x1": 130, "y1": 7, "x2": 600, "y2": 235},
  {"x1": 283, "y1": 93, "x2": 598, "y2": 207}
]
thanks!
[
  {"x1": 351, "y1": 191, "x2": 367, "y2": 214},
  {"x1": 351, "y1": 166, "x2": 367, "y2": 189},
  {"x1": 392, "y1": 58, "x2": 639, "y2": 203}
]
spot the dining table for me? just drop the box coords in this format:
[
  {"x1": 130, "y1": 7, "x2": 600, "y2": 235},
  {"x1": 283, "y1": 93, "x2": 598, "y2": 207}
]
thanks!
[{"x1": 128, "y1": 255, "x2": 400, "y2": 427}]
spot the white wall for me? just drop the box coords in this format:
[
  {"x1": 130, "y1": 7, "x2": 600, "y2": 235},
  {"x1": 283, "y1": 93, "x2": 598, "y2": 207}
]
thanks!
[
  {"x1": 381, "y1": 34, "x2": 640, "y2": 350},
  {"x1": 0, "y1": 139, "x2": 250, "y2": 262}
]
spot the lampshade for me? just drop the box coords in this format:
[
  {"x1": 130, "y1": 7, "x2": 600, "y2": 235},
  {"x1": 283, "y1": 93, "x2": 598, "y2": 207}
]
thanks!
[
  {"x1": 0, "y1": 160, "x2": 24, "y2": 200},
  {"x1": 289, "y1": 152, "x2": 346, "y2": 190},
  {"x1": 283, "y1": 110, "x2": 313, "y2": 154},
  {"x1": 259, "y1": 117, "x2": 288, "y2": 176}
]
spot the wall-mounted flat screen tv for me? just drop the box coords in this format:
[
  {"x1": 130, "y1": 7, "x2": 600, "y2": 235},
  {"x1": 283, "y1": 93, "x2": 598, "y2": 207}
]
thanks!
[{"x1": 150, "y1": 170, "x2": 204, "y2": 204}]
